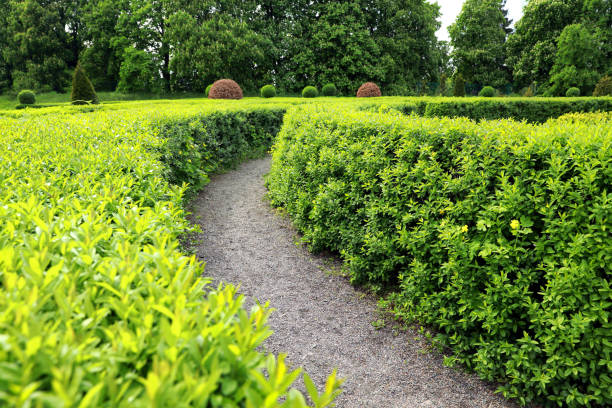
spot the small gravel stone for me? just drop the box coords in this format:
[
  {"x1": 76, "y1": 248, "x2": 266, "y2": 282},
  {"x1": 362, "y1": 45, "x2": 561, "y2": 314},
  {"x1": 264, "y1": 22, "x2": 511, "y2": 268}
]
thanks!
[{"x1": 187, "y1": 157, "x2": 520, "y2": 408}]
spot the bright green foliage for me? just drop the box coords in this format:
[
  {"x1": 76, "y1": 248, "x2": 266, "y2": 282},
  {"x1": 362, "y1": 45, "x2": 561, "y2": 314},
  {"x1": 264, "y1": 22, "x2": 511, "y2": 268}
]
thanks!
[
  {"x1": 261, "y1": 84, "x2": 277, "y2": 98},
  {"x1": 117, "y1": 47, "x2": 159, "y2": 93},
  {"x1": 322, "y1": 83, "x2": 338, "y2": 96},
  {"x1": 302, "y1": 86, "x2": 318, "y2": 98},
  {"x1": 549, "y1": 24, "x2": 601, "y2": 96},
  {"x1": 478, "y1": 86, "x2": 496, "y2": 97},
  {"x1": 71, "y1": 63, "x2": 99, "y2": 105},
  {"x1": 17, "y1": 89, "x2": 35, "y2": 105},
  {"x1": 449, "y1": 0, "x2": 510, "y2": 89},
  {"x1": 267, "y1": 105, "x2": 612, "y2": 407},
  {"x1": 0, "y1": 104, "x2": 342, "y2": 407},
  {"x1": 566, "y1": 87, "x2": 581, "y2": 97},
  {"x1": 593, "y1": 75, "x2": 612, "y2": 96},
  {"x1": 206, "y1": 84, "x2": 213, "y2": 97},
  {"x1": 453, "y1": 74, "x2": 465, "y2": 97}
]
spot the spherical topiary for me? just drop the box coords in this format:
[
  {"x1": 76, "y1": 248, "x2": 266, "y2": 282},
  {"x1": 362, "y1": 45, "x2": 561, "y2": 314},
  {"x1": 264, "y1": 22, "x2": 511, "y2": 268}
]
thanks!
[
  {"x1": 593, "y1": 75, "x2": 612, "y2": 96},
  {"x1": 205, "y1": 84, "x2": 213, "y2": 97},
  {"x1": 356, "y1": 82, "x2": 381, "y2": 97},
  {"x1": 478, "y1": 86, "x2": 496, "y2": 97},
  {"x1": 18, "y1": 90, "x2": 36, "y2": 105},
  {"x1": 208, "y1": 79, "x2": 243, "y2": 99},
  {"x1": 260, "y1": 84, "x2": 276, "y2": 98},
  {"x1": 322, "y1": 83, "x2": 337, "y2": 96},
  {"x1": 566, "y1": 87, "x2": 580, "y2": 97},
  {"x1": 71, "y1": 63, "x2": 99, "y2": 105},
  {"x1": 302, "y1": 86, "x2": 318, "y2": 98}
]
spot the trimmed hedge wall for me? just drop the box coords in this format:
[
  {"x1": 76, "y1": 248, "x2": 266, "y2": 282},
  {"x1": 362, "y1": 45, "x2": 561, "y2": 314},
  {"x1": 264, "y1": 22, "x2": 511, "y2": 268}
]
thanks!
[
  {"x1": 0, "y1": 106, "x2": 340, "y2": 407},
  {"x1": 423, "y1": 98, "x2": 612, "y2": 123},
  {"x1": 267, "y1": 106, "x2": 611, "y2": 407}
]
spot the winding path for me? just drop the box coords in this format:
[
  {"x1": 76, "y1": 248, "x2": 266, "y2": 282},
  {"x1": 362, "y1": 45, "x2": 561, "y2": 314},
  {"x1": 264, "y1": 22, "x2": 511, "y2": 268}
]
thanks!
[{"x1": 187, "y1": 157, "x2": 518, "y2": 408}]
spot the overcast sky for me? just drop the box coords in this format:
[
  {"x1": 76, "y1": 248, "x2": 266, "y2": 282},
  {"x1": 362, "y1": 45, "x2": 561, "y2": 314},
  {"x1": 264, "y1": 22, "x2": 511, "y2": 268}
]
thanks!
[{"x1": 429, "y1": 0, "x2": 528, "y2": 42}]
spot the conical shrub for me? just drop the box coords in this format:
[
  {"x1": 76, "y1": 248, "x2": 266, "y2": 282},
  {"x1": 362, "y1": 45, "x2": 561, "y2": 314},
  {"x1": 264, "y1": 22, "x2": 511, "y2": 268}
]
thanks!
[{"x1": 71, "y1": 63, "x2": 99, "y2": 105}]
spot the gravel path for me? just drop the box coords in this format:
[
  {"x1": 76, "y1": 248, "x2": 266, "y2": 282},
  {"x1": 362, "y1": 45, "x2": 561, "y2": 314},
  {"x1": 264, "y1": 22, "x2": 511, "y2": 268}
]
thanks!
[{"x1": 187, "y1": 157, "x2": 519, "y2": 408}]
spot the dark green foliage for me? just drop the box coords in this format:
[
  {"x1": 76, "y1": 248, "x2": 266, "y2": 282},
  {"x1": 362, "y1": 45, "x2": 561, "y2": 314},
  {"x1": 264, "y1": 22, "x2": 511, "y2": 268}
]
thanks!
[
  {"x1": 322, "y1": 83, "x2": 338, "y2": 96},
  {"x1": 302, "y1": 86, "x2": 318, "y2": 98},
  {"x1": 267, "y1": 106, "x2": 612, "y2": 407},
  {"x1": 449, "y1": 0, "x2": 510, "y2": 88},
  {"x1": 17, "y1": 89, "x2": 35, "y2": 105},
  {"x1": 478, "y1": 86, "x2": 496, "y2": 97},
  {"x1": 566, "y1": 87, "x2": 581, "y2": 97},
  {"x1": 205, "y1": 84, "x2": 213, "y2": 97},
  {"x1": 71, "y1": 63, "x2": 99, "y2": 105},
  {"x1": 454, "y1": 74, "x2": 466, "y2": 97},
  {"x1": 593, "y1": 75, "x2": 612, "y2": 96},
  {"x1": 260, "y1": 84, "x2": 276, "y2": 98},
  {"x1": 424, "y1": 99, "x2": 612, "y2": 123}
]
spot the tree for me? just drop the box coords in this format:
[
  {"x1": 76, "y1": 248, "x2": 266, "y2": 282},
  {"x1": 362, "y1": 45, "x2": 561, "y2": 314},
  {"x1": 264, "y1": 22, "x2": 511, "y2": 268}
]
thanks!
[
  {"x1": 362, "y1": 0, "x2": 441, "y2": 94},
  {"x1": 0, "y1": 0, "x2": 11, "y2": 92},
  {"x1": 287, "y1": 1, "x2": 382, "y2": 94},
  {"x1": 506, "y1": 0, "x2": 582, "y2": 89},
  {"x1": 79, "y1": 0, "x2": 129, "y2": 91},
  {"x1": 116, "y1": 46, "x2": 159, "y2": 93},
  {"x1": 167, "y1": 12, "x2": 270, "y2": 92},
  {"x1": 549, "y1": 24, "x2": 601, "y2": 95},
  {"x1": 449, "y1": 0, "x2": 510, "y2": 90},
  {"x1": 454, "y1": 73, "x2": 466, "y2": 97},
  {"x1": 5, "y1": 0, "x2": 71, "y2": 91}
]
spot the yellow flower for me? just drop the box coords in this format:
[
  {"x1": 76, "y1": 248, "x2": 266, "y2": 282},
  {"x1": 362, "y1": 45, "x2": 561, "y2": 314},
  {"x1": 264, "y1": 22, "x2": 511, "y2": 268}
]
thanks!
[
  {"x1": 461, "y1": 225, "x2": 468, "y2": 233},
  {"x1": 510, "y1": 219, "x2": 520, "y2": 230}
]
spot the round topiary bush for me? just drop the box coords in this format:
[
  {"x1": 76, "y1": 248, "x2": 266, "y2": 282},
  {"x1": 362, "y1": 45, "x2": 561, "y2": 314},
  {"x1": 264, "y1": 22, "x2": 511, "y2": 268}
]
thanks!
[
  {"x1": 478, "y1": 86, "x2": 496, "y2": 97},
  {"x1": 593, "y1": 75, "x2": 612, "y2": 96},
  {"x1": 18, "y1": 90, "x2": 36, "y2": 105},
  {"x1": 260, "y1": 84, "x2": 276, "y2": 98},
  {"x1": 322, "y1": 83, "x2": 337, "y2": 96},
  {"x1": 302, "y1": 86, "x2": 318, "y2": 98},
  {"x1": 208, "y1": 79, "x2": 243, "y2": 99},
  {"x1": 356, "y1": 82, "x2": 381, "y2": 97},
  {"x1": 205, "y1": 84, "x2": 213, "y2": 97},
  {"x1": 566, "y1": 87, "x2": 580, "y2": 97}
]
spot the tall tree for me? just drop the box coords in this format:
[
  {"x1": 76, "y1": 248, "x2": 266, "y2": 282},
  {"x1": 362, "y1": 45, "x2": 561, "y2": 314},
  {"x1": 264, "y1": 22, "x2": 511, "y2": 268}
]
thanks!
[
  {"x1": 0, "y1": 0, "x2": 12, "y2": 92},
  {"x1": 79, "y1": 0, "x2": 128, "y2": 91},
  {"x1": 362, "y1": 0, "x2": 441, "y2": 94},
  {"x1": 287, "y1": 0, "x2": 382, "y2": 94},
  {"x1": 506, "y1": 0, "x2": 583, "y2": 89},
  {"x1": 5, "y1": 0, "x2": 71, "y2": 91},
  {"x1": 549, "y1": 23, "x2": 601, "y2": 95},
  {"x1": 449, "y1": 0, "x2": 510, "y2": 90},
  {"x1": 167, "y1": 12, "x2": 270, "y2": 91}
]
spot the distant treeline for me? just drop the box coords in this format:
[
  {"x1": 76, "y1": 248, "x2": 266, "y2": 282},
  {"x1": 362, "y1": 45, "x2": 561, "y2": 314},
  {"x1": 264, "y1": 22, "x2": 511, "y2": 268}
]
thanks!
[{"x1": 0, "y1": 0, "x2": 610, "y2": 96}]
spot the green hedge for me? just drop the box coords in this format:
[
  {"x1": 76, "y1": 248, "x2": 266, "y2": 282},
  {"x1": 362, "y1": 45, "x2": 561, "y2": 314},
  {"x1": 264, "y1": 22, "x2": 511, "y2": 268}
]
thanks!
[
  {"x1": 267, "y1": 106, "x2": 611, "y2": 407},
  {"x1": 0, "y1": 107, "x2": 340, "y2": 407},
  {"x1": 423, "y1": 98, "x2": 612, "y2": 123}
]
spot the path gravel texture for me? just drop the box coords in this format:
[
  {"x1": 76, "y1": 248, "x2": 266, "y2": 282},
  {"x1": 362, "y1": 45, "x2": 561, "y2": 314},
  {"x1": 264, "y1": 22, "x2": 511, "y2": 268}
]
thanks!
[{"x1": 187, "y1": 157, "x2": 519, "y2": 408}]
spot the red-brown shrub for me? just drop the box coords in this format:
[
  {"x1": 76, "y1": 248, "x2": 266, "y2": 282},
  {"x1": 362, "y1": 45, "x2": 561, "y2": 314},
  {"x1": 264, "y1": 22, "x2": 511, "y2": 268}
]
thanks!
[
  {"x1": 208, "y1": 79, "x2": 243, "y2": 99},
  {"x1": 356, "y1": 82, "x2": 381, "y2": 97}
]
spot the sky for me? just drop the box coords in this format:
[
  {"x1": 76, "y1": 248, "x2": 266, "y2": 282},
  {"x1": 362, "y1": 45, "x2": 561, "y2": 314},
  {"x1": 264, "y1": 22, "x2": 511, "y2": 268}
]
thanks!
[{"x1": 429, "y1": 0, "x2": 528, "y2": 42}]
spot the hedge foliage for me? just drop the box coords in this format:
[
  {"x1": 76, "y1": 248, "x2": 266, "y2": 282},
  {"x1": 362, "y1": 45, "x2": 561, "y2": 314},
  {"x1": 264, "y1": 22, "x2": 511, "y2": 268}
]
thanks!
[
  {"x1": 0, "y1": 105, "x2": 341, "y2": 407},
  {"x1": 423, "y1": 98, "x2": 612, "y2": 123},
  {"x1": 267, "y1": 105, "x2": 611, "y2": 407}
]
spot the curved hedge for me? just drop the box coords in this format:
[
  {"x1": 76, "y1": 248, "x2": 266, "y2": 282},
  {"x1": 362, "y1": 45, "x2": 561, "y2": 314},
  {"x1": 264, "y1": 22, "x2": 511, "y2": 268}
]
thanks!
[
  {"x1": 0, "y1": 107, "x2": 341, "y2": 407},
  {"x1": 267, "y1": 106, "x2": 611, "y2": 407}
]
